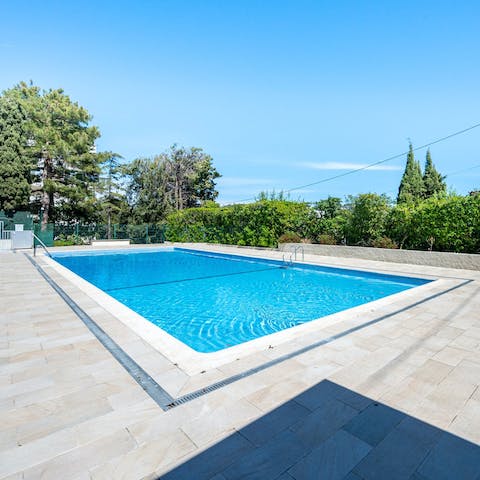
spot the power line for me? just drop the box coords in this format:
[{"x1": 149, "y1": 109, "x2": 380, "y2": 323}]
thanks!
[
  {"x1": 445, "y1": 163, "x2": 480, "y2": 177},
  {"x1": 233, "y1": 122, "x2": 480, "y2": 204}
]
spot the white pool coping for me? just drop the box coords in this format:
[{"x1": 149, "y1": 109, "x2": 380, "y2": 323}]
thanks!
[{"x1": 40, "y1": 246, "x2": 443, "y2": 375}]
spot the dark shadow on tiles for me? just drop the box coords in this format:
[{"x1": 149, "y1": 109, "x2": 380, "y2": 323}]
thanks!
[{"x1": 159, "y1": 380, "x2": 480, "y2": 480}]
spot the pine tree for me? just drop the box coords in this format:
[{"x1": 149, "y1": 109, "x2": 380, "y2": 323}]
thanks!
[
  {"x1": 423, "y1": 149, "x2": 446, "y2": 198},
  {"x1": 13, "y1": 82, "x2": 103, "y2": 227},
  {"x1": 397, "y1": 143, "x2": 424, "y2": 204},
  {"x1": 0, "y1": 89, "x2": 33, "y2": 212}
]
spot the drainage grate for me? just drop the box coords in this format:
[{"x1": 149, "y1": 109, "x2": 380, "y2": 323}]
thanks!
[{"x1": 168, "y1": 380, "x2": 233, "y2": 408}]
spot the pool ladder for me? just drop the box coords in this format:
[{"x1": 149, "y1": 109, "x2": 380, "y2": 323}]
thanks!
[
  {"x1": 33, "y1": 233, "x2": 52, "y2": 258},
  {"x1": 282, "y1": 245, "x2": 304, "y2": 267}
]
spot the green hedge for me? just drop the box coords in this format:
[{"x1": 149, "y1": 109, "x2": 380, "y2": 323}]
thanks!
[
  {"x1": 388, "y1": 195, "x2": 480, "y2": 253},
  {"x1": 165, "y1": 200, "x2": 316, "y2": 247},
  {"x1": 165, "y1": 195, "x2": 480, "y2": 253}
]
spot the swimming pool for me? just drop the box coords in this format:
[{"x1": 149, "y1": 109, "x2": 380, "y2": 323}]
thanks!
[{"x1": 51, "y1": 248, "x2": 430, "y2": 353}]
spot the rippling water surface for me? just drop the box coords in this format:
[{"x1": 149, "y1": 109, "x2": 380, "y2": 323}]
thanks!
[{"x1": 53, "y1": 248, "x2": 429, "y2": 352}]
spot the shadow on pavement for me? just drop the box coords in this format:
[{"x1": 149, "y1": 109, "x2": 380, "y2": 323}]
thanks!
[{"x1": 160, "y1": 379, "x2": 480, "y2": 480}]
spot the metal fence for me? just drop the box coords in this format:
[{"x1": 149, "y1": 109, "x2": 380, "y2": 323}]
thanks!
[
  {"x1": 34, "y1": 224, "x2": 54, "y2": 247},
  {"x1": 0, "y1": 211, "x2": 33, "y2": 231},
  {"x1": 0, "y1": 211, "x2": 166, "y2": 248},
  {"x1": 52, "y1": 223, "x2": 166, "y2": 246}
]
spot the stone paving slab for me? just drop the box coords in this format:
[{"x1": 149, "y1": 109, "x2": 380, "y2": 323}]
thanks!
[
  {"x1": 288, "y1": 429, "x2": 372, "y2": 480},
  {"x1": 342, "y1": 402, "x2": 406, "y2": 447},
  {"x1": 417, "y1": 432, "x2": 480, "y2": 480},
  {"x1": 1, "y1": 247, "x2": 480, "y2": 479},
  {"x1": 352, "y1": 416, "x2": 443, "y2": 480}
]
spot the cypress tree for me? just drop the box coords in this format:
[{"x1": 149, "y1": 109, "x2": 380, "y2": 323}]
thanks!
[
  {"x1": 397, "y1": 143, "x2": 424, "y2": 204},
  {"x1": 423, "y1": 149, "x2": 446, "y2": 198}
]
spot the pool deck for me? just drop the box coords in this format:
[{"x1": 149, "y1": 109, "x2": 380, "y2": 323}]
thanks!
[{"x1": 1, "y1": 244, "x2": 480, "y2": 479}]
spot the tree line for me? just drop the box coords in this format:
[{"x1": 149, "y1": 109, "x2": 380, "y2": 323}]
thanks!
[
  {"x1": 0, "y1": 82, "x2": 220, "y2": 234},
  {"x1": 166, "y1": 144, "x2": 479, "y2": 253}
]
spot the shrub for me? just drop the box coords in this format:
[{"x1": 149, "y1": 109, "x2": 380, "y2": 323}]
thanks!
[
  {"x1": 344, "y1": 193, "x2": 390, "y2": 245},
  {"x1": 371, "y1": 236, "x2": 398, "y2": 249},
  {"x1": 386, "y1": 205, "x2": 412, "y2": 249},
  {"x1": 408, "y1": 195, "x2": 480, "y2": 252},
  {"x1": 54, "y1": 239, "x2": 75, "y2": 246},
  {"x1": 278, "y1": 232, "x2": 302, "y2": 243},
  {"x1": 316, "y1": 234, "x2": 336, "y2": 245},
  {"x1": 387, "y1": 194, "x2": 480, "y2": 253},
  {"x1": 53, "y1": 234, "x2": 83, "y2": 246}
]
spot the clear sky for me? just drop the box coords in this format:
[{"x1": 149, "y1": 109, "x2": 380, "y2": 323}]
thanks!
[{"x1": 1, "y1": 0, "x2": 479, "y2": 204}]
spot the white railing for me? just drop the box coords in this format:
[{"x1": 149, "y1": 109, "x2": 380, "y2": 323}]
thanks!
[{"x1": 0, "y1": 227, "x2": 12, "y2": 250}]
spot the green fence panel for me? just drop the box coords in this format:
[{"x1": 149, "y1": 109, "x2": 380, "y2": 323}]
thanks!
[
  {"x1": 144, "y1": 224, "x2": 165, "y2": 244},
  {"x1": 0, "y1": 211, "x2": 14, "y2": 230},
  {"x1": 0, "y1": 210, "x2": 33, "y2": 231},
  {"x1": 114, "y1": 224, "x2": 129, "y2": 240},
  {"x1": 13, "y1": 212, "x2": 34, "y2": 230},
  {"x1": 51, "y1": 223, "x2": 165, "y2": 245},
  {"x1": 34, "y1": 224, "x2": 54, "y2": 247}
]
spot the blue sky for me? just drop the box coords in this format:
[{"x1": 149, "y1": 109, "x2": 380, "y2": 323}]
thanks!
[{"x1": 1, "y1": 0, "x2": 480, "y2": 203}]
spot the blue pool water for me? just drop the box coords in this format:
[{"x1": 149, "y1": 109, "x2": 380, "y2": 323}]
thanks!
[{"x1": 52, "y1": 248, "x2": 430, "y2": 353}]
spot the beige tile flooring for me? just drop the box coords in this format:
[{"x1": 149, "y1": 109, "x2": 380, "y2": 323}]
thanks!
[{"x1": 1, "y1": 246, "x2": 479, "y2": 479}]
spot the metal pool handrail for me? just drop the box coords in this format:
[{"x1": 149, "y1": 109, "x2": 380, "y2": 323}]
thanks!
[
  {"x1": 282, "y1": 245, "x2": 305, "y2": 266},
  {"x1": 33, "y1": 233, "x2": 52, "y2": 258},
  {"x1": 291, "y1": 245, "x2": 305, "y2": 261}
]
